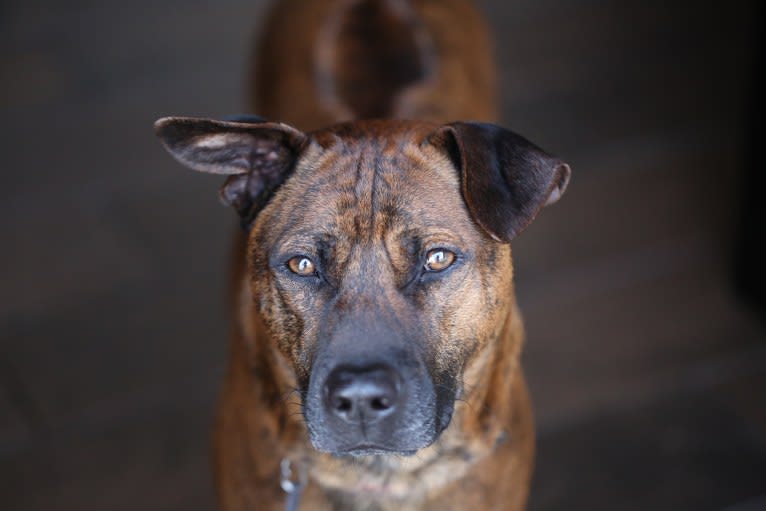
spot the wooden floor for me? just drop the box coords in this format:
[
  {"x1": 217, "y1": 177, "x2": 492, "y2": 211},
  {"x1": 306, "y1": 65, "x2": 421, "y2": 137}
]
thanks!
[{"x1": 1, "y1": 1, "x2": 764, "y2": 510}]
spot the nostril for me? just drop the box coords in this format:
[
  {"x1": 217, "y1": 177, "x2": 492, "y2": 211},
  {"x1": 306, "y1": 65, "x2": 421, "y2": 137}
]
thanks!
[
  {"x1": 370, "y1": 396, "x2": 390, "y2": 411},
  {"x1": 335, "y1": 396, "x2": 352, "y2": 413}
]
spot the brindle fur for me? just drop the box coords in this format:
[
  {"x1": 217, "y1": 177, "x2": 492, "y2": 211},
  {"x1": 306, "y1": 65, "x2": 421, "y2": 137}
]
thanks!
[
  {"x1": 155, "y1": 1, "x2": 570, "y2": 510},
  {"x1": 253, "y1": 0, "x2": 497, "y2": 129},
  {"x1": 216, "y1": 122, "x2": 534, "y2": 511}
]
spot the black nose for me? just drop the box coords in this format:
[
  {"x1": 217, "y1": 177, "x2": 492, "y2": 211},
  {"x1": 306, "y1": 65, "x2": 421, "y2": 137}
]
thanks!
[{"x1": 324, "y1": 365, "x2": 400, "y2": 423}]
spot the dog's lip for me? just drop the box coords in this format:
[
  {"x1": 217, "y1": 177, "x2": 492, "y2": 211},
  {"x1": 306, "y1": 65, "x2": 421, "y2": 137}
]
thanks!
[{"x1": 335, "y1": 444, "x2": 418, "y2": 457}]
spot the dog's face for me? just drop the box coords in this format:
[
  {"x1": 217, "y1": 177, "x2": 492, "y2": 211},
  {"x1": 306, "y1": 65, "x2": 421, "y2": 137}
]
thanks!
[
  {"x1": 249, "y1": 122, "x2": 517, "y2": 455},
  {"x1": 155, "y1": 118, "x2": 569, "y2": 456}
]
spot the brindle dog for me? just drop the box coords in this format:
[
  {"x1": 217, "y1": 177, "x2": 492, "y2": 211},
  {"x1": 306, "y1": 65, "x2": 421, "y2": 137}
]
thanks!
[{"x1": 154, "y1": 1, "x2": 570, "y2": 510}]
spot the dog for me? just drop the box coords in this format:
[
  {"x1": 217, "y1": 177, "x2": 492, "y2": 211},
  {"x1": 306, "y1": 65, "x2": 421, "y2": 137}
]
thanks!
[{"x1": 154, "y1": 0, "x2": 570, "y2": 509}]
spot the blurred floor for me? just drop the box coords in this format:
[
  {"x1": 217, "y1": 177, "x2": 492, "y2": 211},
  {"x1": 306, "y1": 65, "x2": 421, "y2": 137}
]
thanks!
[{"x1": 1, "y1": 0, "x2": 765, "y2": 510}]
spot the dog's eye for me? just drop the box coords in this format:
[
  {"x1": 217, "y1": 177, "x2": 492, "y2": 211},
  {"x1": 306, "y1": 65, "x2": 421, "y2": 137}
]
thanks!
[
  {"x1": 424, "y1": 249, "x2": 456, "y2": 272},
  {"x1": 287, "y1": 256, "x2": 317, "y2": 276}
]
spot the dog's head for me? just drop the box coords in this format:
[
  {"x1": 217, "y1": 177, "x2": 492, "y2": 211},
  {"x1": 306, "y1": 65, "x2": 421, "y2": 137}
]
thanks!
[{"x1": 155, "y1": 117, "x2": 569, "y2": 456}]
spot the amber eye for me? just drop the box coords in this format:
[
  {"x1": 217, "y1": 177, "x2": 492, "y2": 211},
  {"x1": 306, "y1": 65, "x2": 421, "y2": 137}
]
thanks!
[
  {"x1": 424, "y1": 249, "x2": 456, "y2": 272},
  {"x1": 287, "y1": 256, "x2": 317, "y2": 276}
]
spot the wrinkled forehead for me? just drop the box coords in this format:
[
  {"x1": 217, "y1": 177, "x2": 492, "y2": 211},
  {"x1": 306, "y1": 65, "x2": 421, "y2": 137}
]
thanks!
[{"x1": 266, "y1": 129, "x2": 479, "y2": 248}]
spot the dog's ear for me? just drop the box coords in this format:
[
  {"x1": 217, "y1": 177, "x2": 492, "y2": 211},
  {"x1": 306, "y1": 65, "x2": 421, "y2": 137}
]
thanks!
[
  {"x1": 429, "y1": 122, "x2": 571, "y2": 242},
  {"x1": 154, "y1": 116, "x2": 307, "y2": 226}
]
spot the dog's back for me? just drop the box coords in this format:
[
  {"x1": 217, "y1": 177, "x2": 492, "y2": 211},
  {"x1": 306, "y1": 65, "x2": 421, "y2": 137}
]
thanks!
[{"x1": 251, "y1": 0, "x2": 497, "y2": 130}]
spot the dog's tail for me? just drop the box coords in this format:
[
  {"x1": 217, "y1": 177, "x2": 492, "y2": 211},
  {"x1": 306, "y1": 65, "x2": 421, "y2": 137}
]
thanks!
[
  {"x1": 313, "y1": 0, "x2": 436, "y2": 120},
  {"x1": 252, "y1": 0, "x2": 495, "y2": 128}
]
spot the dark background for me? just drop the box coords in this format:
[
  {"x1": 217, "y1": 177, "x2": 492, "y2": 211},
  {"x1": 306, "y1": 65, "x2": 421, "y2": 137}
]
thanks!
[{"x1": 2, "y1": 1, "x2": 765, "y2": 510}]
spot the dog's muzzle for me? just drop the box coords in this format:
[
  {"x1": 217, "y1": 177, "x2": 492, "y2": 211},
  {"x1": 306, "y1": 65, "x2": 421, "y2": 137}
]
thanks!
[{"x1": 304, "y1": 353, "x2": 452, "y2": 456}]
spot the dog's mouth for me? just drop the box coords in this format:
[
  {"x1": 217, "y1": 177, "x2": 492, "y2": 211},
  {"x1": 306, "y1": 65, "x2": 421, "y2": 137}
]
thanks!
[
  {"x1": 335, "y1": 444, "x2": 418, "y2": 458},
  {"x1": 304, "y1": 397, "x2": 450, "y2": 458}
]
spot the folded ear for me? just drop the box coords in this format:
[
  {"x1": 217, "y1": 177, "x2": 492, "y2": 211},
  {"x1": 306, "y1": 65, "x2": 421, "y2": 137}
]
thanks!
[
  {"x1": 429, "y1": 122, "x2": 571, "y2": 242},
  {"x1": 154, "y1": 116, "x2": 307, "y2": 226}
]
